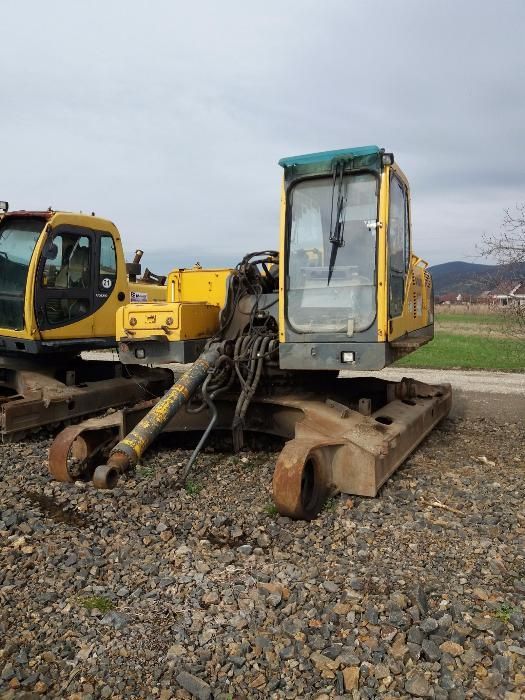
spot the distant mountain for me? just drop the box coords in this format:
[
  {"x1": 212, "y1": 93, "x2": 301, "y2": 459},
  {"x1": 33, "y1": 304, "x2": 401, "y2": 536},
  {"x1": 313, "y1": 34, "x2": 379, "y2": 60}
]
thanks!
[{"x1": 429, "y1": 261, "x2": 525, "y2": 296}]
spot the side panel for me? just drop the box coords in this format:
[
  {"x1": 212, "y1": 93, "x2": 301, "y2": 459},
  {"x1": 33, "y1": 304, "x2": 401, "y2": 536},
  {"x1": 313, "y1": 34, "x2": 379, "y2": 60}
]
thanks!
[
  {"x1": 385, "y1": 168, "x2": 434, "y2": 341},
  {"x1": 116, "y1": 301, "x2": 221, "y2": 342},
  {"x1": 389, "y1": 258, "x2": 433, "y2": 338},
  {"x1": 166, "y1": 268, "x2": 232, "y2": 306},
  {"x1": 128, "y1": 281, "x2": 166, "y2": 305}
]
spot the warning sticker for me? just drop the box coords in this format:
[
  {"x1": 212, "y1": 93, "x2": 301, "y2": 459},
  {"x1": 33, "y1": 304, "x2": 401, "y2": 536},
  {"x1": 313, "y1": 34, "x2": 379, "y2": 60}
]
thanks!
[{"x1": 130, "y1": 291, "x2": 148, "y2": 303}]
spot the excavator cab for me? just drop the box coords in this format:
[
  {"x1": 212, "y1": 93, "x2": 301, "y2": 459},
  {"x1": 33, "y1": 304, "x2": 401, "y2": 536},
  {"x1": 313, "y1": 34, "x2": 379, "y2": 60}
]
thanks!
[
  {"x1": 0, "y1": 211, "x2": 165, "y2": 354},
  {"x1": 0, "y1": 211, "x2": 172, "y2": 439},
  {"x1": 115, "y1": 147, "x2": 433, "y2": 372},
  {"x1": 278, "y1": 145, "x2": 433, "y2": 370}
]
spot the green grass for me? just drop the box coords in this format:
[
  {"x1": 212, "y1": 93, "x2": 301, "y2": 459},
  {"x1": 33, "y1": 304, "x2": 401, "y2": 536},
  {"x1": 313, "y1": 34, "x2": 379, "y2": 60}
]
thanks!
[
  {"x1": 264, "y1": 502, "x2": 279, "y2": 517},
  {"x1": 136, "y1": 464, "x2": 155, "y2": 479},
  {"x1": 322, "y1": 496, "x2": 337, "y2": 512},
  {"x1": 184, "y1": 479, "x2": 202, "y2": 495},
  {"x1": 395, "y1": 333, "x2": 525, "y2": 371},
  {"x1": 493, "y1": 602, "x2": 516, "y2": 624},
  {"x1": 78, "y1": 595, "x2": 114, "y2": 613},
  {"x1": 436, "y1": 312, "x2": 505, "y2": 326}
]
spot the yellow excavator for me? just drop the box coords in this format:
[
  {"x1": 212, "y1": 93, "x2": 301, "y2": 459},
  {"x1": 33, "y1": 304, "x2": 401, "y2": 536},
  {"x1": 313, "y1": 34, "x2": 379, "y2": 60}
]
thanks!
[
  {"x1": 45, "y1": 145, "x2": 451, "y2": 519},
  {"x1": 0, "y1": 206, "x2": 172, "y2": 437}
]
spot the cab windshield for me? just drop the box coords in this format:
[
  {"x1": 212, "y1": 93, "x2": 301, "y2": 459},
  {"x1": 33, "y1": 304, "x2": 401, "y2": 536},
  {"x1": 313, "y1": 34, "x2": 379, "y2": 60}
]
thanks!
[
  {"x1": 0, "y1": 217, "x2": 43, "y2": 330},
  {"x1": 287, "y1": 172, "x2": 378, "y2": 334}
]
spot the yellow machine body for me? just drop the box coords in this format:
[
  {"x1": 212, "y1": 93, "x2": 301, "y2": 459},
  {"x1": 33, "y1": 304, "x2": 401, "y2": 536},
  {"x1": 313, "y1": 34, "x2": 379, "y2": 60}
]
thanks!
[
  {"x1": 379, "y1": 167, "x2": 433, "y2": 342},
  {"x1": 118, "y1": 302, "x2": 222, "y2": 343},
  {"x1": 44, "y1": 147, "x2": 451, "y2": 522},
  {"x1": 166, "y1": 267, "x2": 233, "y2": 305},
  {"x1": 116, "y1": 267, "x2": 233, "y2": 364},
  {"x1": 0, "y1": 210, "x2": 166, "y2": 354},
  {"x1": 117, "y1": 146, "x2": 434, "y2": 371}
]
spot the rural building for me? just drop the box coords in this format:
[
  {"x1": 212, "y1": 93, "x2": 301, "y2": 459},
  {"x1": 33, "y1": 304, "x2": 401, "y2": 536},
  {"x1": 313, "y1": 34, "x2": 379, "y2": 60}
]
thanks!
[{"x1": 487, "y1": 280, "x2": 525, "y2": 307}]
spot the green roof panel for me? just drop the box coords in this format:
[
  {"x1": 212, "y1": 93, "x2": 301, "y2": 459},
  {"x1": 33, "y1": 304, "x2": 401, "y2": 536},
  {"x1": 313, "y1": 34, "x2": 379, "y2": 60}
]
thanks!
[
  {"x1": 278, "y1": 145, "x2": 380, "y2": 168},
  {"x1": 278, "y1": 145, "x2": 384, "y2": 181}
]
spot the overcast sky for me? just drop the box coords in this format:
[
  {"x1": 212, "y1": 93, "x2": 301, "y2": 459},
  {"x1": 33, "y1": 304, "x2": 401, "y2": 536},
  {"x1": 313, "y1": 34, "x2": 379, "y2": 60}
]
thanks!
[{"x1": 1, "y1": 1, "x2": 524, "y2": 270}]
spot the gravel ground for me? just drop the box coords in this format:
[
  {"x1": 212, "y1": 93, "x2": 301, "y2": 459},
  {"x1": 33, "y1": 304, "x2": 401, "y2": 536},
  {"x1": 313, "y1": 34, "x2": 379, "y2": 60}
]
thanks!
[{"x1": 1, "y1": 413, "x2": 524, "y2": 699}]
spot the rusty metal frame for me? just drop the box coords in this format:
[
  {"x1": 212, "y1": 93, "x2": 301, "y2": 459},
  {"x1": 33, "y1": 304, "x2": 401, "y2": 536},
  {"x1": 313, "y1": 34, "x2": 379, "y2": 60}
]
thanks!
[
  {"x1": 272, "y1": 379, "x2": 451, "y2": 518},
  {"x1": 0, "y1": 360, "x2": 172, "y2": 441},
  {"x1": 47, "y1": 375, "x2": 451, "y2": 520}
]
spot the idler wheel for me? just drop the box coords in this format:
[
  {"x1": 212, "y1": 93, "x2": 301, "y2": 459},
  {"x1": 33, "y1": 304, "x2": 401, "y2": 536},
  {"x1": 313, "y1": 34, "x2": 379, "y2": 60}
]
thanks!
[
  {"x1": 48, "y1": 415, "x2": 122, "y2": 485},
  {"x1": 272, "y1": 441, "x2": 330, "y2": 520},
  {"x1": 48, "y1": 426, "x2": 93, "y2": 482}
]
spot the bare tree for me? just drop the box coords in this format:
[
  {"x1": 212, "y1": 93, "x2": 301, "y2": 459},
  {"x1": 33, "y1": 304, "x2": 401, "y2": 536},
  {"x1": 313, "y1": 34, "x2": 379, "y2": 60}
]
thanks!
[
  {"x1": 479, "y1": 205, "x2": 525, "y2": 337},
  {"x1": 480, "y1": 204, "x2": 525, "y2": 265}
]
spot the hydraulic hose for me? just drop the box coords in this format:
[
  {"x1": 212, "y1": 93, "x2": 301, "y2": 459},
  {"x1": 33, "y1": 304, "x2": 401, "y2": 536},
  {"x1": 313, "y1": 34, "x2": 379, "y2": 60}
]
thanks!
[{"x1": 179, "y1": 373, "x2": 218, "y2": 485}]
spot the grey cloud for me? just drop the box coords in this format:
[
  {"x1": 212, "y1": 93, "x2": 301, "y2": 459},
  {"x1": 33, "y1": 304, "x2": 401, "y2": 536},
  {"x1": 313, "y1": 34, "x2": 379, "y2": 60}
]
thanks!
[{"x1": 1, "y1": 0, "x2": 524, "y2": 266}]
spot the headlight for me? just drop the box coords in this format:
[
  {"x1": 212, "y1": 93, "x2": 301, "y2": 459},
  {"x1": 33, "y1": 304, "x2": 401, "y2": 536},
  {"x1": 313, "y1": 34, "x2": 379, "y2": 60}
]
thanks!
[{"x1": 341, "y1": 351, "x2": 355, "y2": 363}]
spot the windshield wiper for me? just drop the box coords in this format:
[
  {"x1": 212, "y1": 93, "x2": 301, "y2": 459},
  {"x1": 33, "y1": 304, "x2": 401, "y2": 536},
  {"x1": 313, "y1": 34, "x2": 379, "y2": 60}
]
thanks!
[{"x1": 327, "y1": 163, "x2": 346, "y2": 286}]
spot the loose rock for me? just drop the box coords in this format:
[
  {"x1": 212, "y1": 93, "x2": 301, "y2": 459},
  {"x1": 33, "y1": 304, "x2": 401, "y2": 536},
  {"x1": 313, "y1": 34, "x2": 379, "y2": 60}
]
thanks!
[
  {"x1": 0, "y1": 415, "x2": 523, "y2": 698},
  {"x1": 176, "y1": 671, "x2": 212, "y2": 700}
]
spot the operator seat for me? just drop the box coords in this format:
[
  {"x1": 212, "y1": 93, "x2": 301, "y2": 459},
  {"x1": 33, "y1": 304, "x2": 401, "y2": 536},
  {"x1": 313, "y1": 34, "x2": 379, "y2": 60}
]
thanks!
[{"x1": 55, "y1": 245, "x2": 90, "y2": 288}]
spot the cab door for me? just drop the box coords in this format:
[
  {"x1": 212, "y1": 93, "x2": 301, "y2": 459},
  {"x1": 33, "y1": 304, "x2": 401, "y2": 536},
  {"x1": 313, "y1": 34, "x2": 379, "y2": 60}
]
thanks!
[
  {"x1": 34, "y1": 224, "x2": 120, "y2": 341},
  {"x1": 35, "y1": 225, "x2": 96, "y2": 337}
]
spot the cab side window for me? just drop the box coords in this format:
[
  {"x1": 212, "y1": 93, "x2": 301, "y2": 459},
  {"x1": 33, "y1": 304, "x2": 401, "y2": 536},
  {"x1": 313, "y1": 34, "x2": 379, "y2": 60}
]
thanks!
[
  {"x1": 388, "y1": 177, "x2": 409, "y2": 317},
  {"x1": 99, "y1": 236, "x2": 117, "y2": 293},
  {"x1": 43, "y1": 235, "x2": 91, "y2": 289}
]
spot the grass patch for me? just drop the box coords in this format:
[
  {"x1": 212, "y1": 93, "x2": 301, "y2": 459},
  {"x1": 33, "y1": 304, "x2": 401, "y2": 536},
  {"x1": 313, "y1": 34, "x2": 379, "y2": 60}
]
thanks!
[
  {"x1": 436, "y1": 312, "x2": 506, "y2": 326},
  {"x1": 322, "y1": 497, "x2": 337, "y2": 512},
  {"x1": 264, "y1": 502, "x2": 278, "y2": 517},
  {"x1": 494, "y1": 602, "x2": 516, "y2": 624},
  {"x1": 78, "y1": 595, "x2": 113, "y2": 613},
  {"x1": 184, "y1": 480, "x2": 202, "y2": 495},
  {"x1": 395, "y1": 333, "x2": 525, "y2": 371},
  {"x1": 136, "y1": 464, "x2": 155, "y2": 479}
]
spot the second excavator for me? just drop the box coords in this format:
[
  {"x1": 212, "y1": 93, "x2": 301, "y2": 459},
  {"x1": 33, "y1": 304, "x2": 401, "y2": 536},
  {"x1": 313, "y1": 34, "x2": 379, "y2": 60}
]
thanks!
[
  {"x1": 47, "y1": 145, "x2": 451, "y2": 519},
  {"x1": 0, "y1": 206, "x2": 172, "y2": 438}
]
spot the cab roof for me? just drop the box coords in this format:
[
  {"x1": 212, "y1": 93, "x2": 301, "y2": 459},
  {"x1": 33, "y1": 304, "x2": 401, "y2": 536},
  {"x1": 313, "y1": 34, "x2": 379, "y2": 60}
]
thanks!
[
  {"x1": 3, "y1": 210, "x2": 53, "y2": 219},
  {"x1": 278, "y1": 145, "x2": 386, "y2": 182},
  {"x1": 1, "y1": 210, "x2": 118, "y2": 233},
  {"x1": 278, "y1": 145, "x2": 381, "y2": 169}
]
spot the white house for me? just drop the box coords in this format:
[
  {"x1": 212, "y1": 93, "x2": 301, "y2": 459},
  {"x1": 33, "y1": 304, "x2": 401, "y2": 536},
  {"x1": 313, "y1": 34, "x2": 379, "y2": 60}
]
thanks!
[{"x1": 489, "y1": 281, "x2": 525, "y2": 307}]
